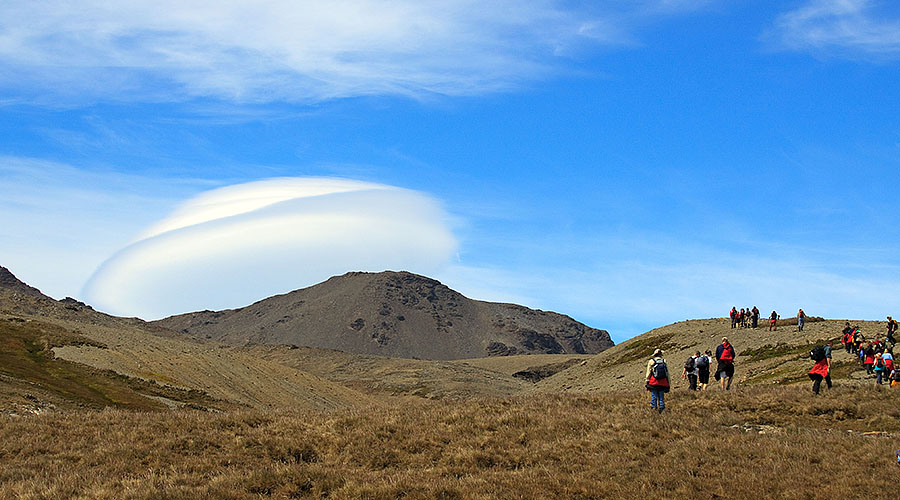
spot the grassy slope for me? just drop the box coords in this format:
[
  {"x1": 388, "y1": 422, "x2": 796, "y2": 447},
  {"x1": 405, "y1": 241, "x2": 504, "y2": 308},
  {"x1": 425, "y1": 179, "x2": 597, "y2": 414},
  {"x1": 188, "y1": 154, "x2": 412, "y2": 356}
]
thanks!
[
  {"x1": 0, "y1": 317, "x2": 226, "y2": 413},
  {"x1": 240, "y1": 345, "x2": 532, "y2": 400},
  {"x1": 0, "y1": 299, "x2": 377, "y2": 412},
  {"x1": 0, "y1": 386, "x2": 897, "y2": 499}
]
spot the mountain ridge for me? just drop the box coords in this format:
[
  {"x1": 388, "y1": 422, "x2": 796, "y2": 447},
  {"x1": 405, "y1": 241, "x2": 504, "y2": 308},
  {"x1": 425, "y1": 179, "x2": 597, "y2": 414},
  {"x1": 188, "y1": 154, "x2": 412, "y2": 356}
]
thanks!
[{"x1": 154, "y1": 270, "x2": 614, "y2": 360}]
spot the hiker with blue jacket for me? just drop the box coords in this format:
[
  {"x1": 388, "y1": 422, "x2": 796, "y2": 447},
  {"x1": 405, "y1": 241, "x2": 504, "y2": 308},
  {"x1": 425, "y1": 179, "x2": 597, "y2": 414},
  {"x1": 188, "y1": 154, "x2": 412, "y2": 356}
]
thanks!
[{"x1": 646, "y1": 348, "x2": 670, "y2": 413}]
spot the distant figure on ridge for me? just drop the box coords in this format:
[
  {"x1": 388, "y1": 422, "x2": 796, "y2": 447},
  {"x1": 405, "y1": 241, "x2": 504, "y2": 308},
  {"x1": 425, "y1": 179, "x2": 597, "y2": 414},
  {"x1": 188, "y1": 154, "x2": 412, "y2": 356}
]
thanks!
[
  {"x1": 645, "y1": 349, "x2": 670, "y2": 413},
  {"x1": 739, "y1": 308, "x2": 746, "y2": 328},
  {"x1": 730, "y1": 307, "x2": 738, "y2": 329},
  {"x1": 797, "y1": 309, "x2": 806, "y2": 332},
  {"x1": 715, "y1": 337, "x2": 736, "y2": 390},
  {"x1": 887, "y1": 316, "x2": 897, "y2": 346},
  {"x1": 768, "y1": 310, "x2": 779, "y2": 331},
  {"x1": 808, "y1": 342, "x2": 832, "y2": 395},
  {"x1": 751, "y1": 306, "x2": 759, "y2": 328}
]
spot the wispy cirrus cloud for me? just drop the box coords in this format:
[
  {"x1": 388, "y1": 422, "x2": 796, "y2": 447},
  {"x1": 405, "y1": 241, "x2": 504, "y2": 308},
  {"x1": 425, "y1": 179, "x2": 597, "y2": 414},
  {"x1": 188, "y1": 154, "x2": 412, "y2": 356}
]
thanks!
[
  {"x1": 0, "y1": 1, "x2": 712, "y2": 104},
  {"x1": 768, "y1": 0, "x2": 900, "y2": 58}
]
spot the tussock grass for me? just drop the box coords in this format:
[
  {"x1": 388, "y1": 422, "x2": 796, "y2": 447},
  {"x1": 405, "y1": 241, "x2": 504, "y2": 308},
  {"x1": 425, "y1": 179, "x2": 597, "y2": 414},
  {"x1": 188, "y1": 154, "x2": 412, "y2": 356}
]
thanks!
[{"x1": 1, "y1": 386, "x2": 898, "y2": 499}]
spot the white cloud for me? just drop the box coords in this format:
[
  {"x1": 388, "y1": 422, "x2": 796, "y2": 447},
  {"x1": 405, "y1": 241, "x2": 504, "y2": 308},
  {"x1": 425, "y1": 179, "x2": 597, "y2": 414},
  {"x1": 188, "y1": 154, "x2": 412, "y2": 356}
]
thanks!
[
  {"x1": 0, "y1": 1, "x2": 588, "y2": 103},
  {"x1": 769, "y1": 0, "x2": 900, "y2": 58},
  {"x1": 0, "y1": 157, "x2": 205, "y2": 300},
  {"x1": 82, "y1": 178, "x2": 458, "y2": 319},
  {"x1": 0, "y1": 1, "x2": 715, "y2": 104}
]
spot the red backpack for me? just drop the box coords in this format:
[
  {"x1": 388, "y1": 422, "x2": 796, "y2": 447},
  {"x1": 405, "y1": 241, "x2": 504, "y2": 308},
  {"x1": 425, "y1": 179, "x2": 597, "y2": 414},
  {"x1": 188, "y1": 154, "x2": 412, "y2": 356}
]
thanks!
[{"x1": 720, "y1": 343, "x2": 734, "y2": 362}]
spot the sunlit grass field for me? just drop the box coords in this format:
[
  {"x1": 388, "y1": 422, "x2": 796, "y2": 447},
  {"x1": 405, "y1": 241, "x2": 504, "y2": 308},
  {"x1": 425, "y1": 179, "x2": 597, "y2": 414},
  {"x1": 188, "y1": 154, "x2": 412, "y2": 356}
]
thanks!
[{"x1": 2, "y1": 385, "x2": 898, "y2": 499}]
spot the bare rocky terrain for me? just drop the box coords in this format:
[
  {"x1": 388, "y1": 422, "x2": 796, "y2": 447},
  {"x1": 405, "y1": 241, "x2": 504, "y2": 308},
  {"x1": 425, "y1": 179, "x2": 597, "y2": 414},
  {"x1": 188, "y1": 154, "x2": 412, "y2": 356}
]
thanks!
[{"x1": 155, "y1": 271, "x2": 613, "y2": 360}]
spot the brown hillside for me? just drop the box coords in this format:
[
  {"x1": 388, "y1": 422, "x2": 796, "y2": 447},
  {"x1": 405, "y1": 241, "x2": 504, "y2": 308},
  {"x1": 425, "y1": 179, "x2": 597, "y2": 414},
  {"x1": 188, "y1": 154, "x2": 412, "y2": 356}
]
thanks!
[
  {"x1": 154, "y1": 271, "x2": 613, "y2": 360},
  {"x1": 240, "y1": 345, "x2": 534, "y2": 400},
  {"x1": 0, "y1": 266, "x2": 376, "y2": 412},
  {"x1": 536, "y1": 317, "x2": 886, "y2": 394}
]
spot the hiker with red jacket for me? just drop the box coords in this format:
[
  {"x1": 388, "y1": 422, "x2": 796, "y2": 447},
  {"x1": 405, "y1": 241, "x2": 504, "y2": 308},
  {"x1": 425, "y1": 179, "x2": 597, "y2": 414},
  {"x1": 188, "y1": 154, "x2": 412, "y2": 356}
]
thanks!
[
  {"x1": 864, "y1": 343, "x2": 876, "y2": 375},
  {"x1": 841, "y1": 322, "x2": 853, "y2": 353},
  {"x1": 715, "y1": 337, "x2": 736, "y2": 390},
  {"x1": 808, "y1": 342, "x2": 832, "y2": 395},
  {"x1": 645, "y1": 348, "x2": 670, "y2": 413},
  {"x1": 768, "y1": 310, "x2": 778, "y2": 331}
]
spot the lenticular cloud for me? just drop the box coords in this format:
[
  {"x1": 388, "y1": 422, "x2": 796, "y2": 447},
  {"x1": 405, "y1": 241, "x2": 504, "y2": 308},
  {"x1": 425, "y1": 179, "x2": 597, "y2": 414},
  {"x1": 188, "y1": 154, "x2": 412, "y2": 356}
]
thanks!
[{"x1": 83, "y1": 178, "x2": 457, "y2": 319}]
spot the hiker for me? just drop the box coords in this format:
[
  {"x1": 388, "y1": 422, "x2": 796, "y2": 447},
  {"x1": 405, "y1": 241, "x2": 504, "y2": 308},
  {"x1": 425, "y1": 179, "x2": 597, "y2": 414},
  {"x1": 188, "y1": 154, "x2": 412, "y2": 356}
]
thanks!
[
  {"x1": 864, "y1": 344, "x2": 875, "y2": 375},
  {"x1": 874, "y1": 350, "x2": 887, "y2": 385},
  {"x1": 715, "y1": 337, "x2": 736, "y2": 390},
  {"x1": 740, "y1": 308, "x2": 748, "y2": 328},
  {"x1": 730, "y1": 307, "x2": 738, "y2": 329},
  {"x1": 751, "y1": 306, "x2": 759, "y2": 328},
  {"x1": 768, "y1": 311, "x2": 778, "y2": 331},
  {"x1": 682, "y1": 351, "x2": 700, "y2": 391},
  {"x1": 646, "y1": 349, "x2": 670, "y2": 413},
  {"x1": 797, "y1": 309, "x2": 806, "y2": 332},
  {"x1": 808, "y1": 342, "x2": 832, "y2": 395},
  {"x1": 887, "y1": 316, "x2": 897, "y2": 346},
  {"x1": 852, "y1": 327, "x2": 863, "y2": 354},
  {"x1": 841, "y1": 322, "x2": 853, "y2": 353},
  {"x1": 697, "y1": 350, "x2": 712, "y2": 390},
  {"x1": 883, "y1": 348, "x2": 894, "y2": 374}
]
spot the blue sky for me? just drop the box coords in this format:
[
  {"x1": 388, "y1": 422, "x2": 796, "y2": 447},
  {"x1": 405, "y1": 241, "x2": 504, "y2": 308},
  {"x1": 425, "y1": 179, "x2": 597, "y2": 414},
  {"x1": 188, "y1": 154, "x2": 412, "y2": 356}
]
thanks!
[{"x1": 2, "y1": 0, "x2": 900, "y2": 342}]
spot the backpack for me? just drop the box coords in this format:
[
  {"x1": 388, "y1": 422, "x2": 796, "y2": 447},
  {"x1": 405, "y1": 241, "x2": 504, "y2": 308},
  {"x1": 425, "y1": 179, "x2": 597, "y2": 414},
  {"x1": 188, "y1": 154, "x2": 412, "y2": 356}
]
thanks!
[
  {"x1": 876, "y1": 356, "x2": 885, "y2": 368},
  {"x1": 809, "y1": 345, "x2": 826, "y2": 362},
  {"x1": 684, "y1": 357, "x2": 696, "y2": 371},
  {"x1": 652, "y1": 358, "x2": 668, "y2": 380},
  {"x1": 719, "y1": 344, "x2": 734, "y2": 362},
  {"x1": 696, "y1": 355, "x2": 710, "y2": 369}
]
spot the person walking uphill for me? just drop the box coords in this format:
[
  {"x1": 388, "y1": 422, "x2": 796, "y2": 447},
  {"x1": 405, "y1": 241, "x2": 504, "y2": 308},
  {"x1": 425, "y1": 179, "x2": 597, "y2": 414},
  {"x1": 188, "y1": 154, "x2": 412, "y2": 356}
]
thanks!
[
  {"x1": 715, "y1": 337, "x2": 736, "y2": 390},
  {"x1": 682, "y1": 351, "x2": 700, "y2": 391},
  {"x1": 646, "y1": 349, "x2": 670, "y2": 413},
  {"x1": 808, "y1": 342, "x2": 832, "y2": 395},
  {"x1": 797, "y1": 309, "x2": 806, "y2": 332}
]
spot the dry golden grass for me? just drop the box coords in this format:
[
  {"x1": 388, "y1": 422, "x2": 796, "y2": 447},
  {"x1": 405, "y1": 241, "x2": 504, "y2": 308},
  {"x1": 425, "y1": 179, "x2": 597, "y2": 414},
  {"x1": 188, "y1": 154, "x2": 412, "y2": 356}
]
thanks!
[{"x1": 1, "y1": 386, "x2": 898, "y2": 499}]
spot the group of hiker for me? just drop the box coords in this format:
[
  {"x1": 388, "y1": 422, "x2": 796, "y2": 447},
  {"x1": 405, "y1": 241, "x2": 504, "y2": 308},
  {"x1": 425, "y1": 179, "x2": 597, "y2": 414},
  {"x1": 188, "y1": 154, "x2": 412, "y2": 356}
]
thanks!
[
  {"x1": 730, "y1": 306, "x2": 809, "y2": 332},
  {"x1": 645, "y1": 315, "x2": 900, "y2": 411},
  {"x1": 837, "y1": 318, "x2": 898, "y2": 387},
  {"x1": 730, "y1": 307, "x2": 759, "y2": 329},
  {"x1": 644, "y1": 337, "x2": 736, "y2": 413}
]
